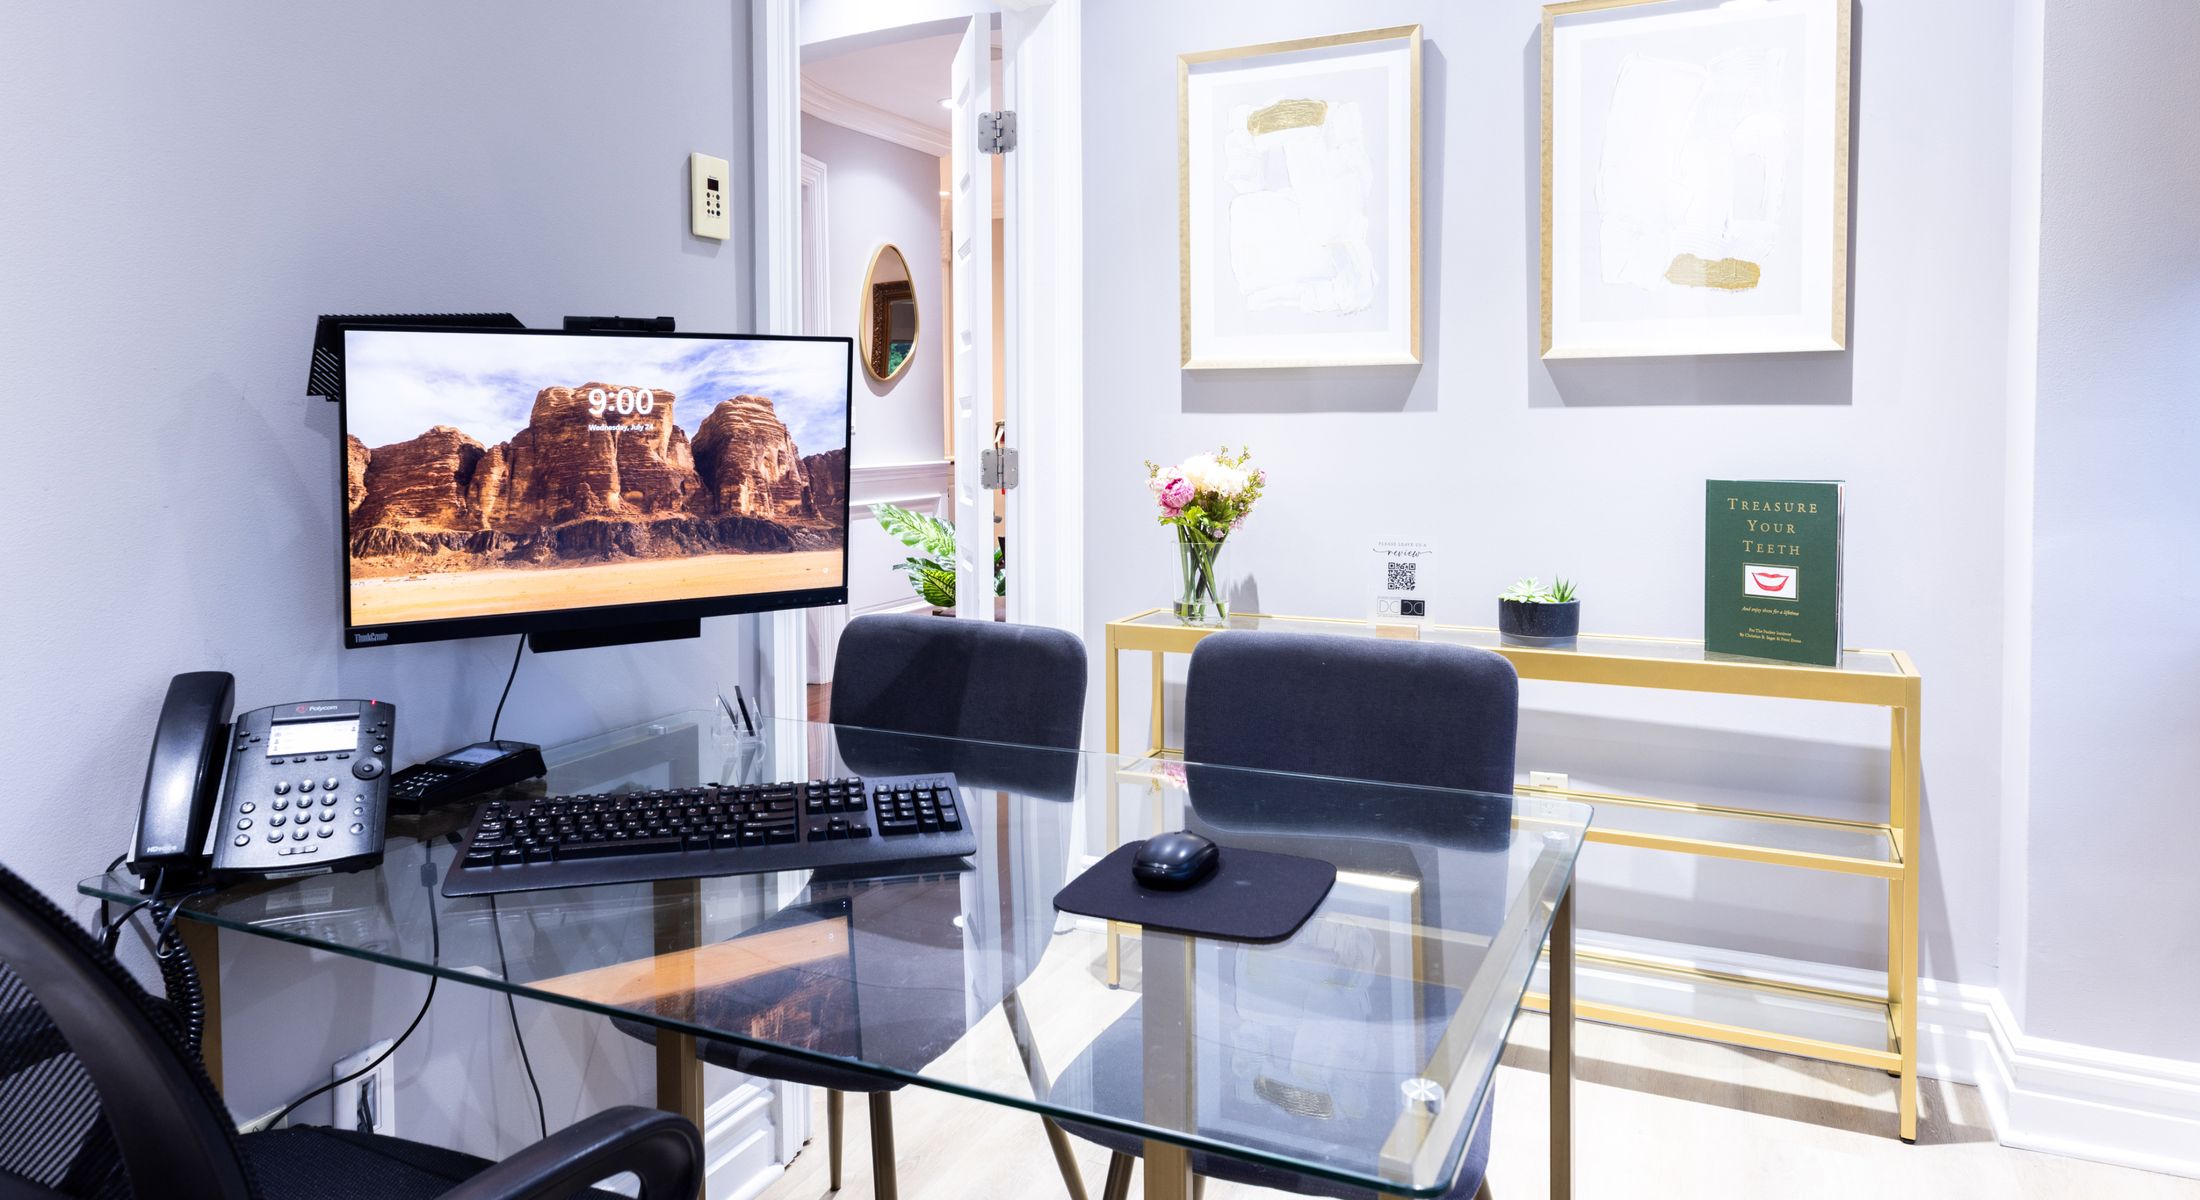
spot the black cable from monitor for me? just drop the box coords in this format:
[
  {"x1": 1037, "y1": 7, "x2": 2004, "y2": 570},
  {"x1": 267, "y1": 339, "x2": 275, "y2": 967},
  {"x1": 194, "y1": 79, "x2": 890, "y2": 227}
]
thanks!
[
  {"x1": 489, "y1": 893, "x2": 549, "y2": 1141},
  {"x1": 490, "y1": 635, "x2": 526, "y2": 742},
  {"x1": 267, "y1": 854, "x2": 443, "y2": 1129}
]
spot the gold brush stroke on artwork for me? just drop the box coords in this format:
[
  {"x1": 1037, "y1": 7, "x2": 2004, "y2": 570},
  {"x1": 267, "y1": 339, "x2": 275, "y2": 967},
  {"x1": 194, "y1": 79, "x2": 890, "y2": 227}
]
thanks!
[
  {"x1": 1246, "y1": 98, "x2": 1327, "y2": 135},
  {"x1": 1665, "y1": 253, "x2": 1763, "y2": 291}
]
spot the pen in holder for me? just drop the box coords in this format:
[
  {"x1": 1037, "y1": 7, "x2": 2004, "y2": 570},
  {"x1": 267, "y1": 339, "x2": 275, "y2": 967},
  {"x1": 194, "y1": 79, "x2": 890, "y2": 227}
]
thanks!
[{"x1": 714, "y1": 685, "x2": 765, "y2": 783}]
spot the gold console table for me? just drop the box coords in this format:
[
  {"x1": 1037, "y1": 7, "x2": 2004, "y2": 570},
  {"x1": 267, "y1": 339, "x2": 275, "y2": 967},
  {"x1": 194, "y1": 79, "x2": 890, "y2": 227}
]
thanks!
[{"x1": 1103, "y1": 608, "x2": 1924, "y2": 1142}]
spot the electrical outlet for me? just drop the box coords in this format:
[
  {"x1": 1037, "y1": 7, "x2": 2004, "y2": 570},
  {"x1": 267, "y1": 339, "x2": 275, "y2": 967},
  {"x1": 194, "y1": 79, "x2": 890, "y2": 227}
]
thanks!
[
  {"x1": 689, "y1": 152, "x2": 730, "y2": 240},
  {"x1": 329, "y1": 1039, "x2": 396, "y2": 1136},
  {"x1": 1527, "y1": 771, "x2": 1569, "y2": 791}
]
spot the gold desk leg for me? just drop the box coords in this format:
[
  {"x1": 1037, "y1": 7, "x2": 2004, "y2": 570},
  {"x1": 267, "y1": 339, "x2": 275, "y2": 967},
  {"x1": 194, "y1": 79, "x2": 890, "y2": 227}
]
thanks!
[
  {"x1": 1894, "y1": 701, "x2": 1922, "y2": 1142},
  {"x1": 1106, "y1": 628, "x2": 1121, "y2": 988},
  {"x1": 1141, "y1": 933, "x2": 1195, "y2": 1200},
  {"x1": 178, "y1": 919, "x2": 222, "y2": 1093},
  {"x1": 1551, "y1": 884, "x2": 1575, "y2": 1200},
  {"x1": 1149, "y1": 650, "x2": 1166, "y2": 752},
  {"x1": 652, "y1": 878, "x2": 705, "y2": 1126},
  {"x1": 1144, "y1": 1141, "x2": 1192, "y2": 1200}
]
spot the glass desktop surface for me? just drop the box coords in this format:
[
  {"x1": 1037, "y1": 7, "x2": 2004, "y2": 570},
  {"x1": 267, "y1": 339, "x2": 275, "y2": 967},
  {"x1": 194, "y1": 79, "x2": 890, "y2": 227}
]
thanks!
[
  {"x1": 84, "y1": 712, "x2": 1588, "y2": 1198},
  {"x1": 1120, "y1": 609, "x2": 1906, "y2": 674}
]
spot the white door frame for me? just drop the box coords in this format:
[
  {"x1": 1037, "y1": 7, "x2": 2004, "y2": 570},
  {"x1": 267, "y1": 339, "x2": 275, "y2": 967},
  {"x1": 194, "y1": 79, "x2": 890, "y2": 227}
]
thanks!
[
  {"x1": 749, "y1": 0, "x2": 812, "y2": 1166},
  {"x1": 747, "y1": 0, "x2": 1088, "y2": 1159},
  {"x1": 947, "y1": 17, "x2": 996, "y2": 620},
  {"x1": 998, "y1": 0, "x2": 1085, "y2": 643}
]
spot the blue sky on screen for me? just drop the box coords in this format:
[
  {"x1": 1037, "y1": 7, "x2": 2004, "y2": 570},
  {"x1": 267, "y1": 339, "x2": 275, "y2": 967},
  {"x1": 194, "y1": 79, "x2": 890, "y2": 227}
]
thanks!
[{"x1": 343, "y1": 330, "x2": 849, "y2": 457}]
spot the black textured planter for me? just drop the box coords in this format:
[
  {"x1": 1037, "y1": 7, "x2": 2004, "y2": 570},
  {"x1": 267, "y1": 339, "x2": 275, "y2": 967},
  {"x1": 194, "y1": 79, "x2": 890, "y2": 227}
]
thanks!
[{"x1": 1498, "y1": 598, "x2": 1581, "y2": 646}]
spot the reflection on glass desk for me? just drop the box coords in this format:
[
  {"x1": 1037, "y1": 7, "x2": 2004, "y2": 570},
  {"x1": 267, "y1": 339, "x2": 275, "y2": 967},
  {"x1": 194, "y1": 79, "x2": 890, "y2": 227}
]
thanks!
[{"x1": 84, "y1": 712, "x2": 1590, "y2": 1200}]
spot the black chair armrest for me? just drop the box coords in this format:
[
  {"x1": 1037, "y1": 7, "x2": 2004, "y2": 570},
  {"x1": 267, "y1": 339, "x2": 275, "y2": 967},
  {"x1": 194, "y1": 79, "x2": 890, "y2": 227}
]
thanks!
[{"x1": 437, "y1": 1106, "x2": 703, "y2": 1200}]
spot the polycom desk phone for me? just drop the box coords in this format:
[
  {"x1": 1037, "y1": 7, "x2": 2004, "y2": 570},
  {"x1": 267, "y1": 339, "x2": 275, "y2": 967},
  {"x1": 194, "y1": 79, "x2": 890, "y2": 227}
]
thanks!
[
  {"x1": 128, "y1": 671, "x2": 393, "y2": 889},
  {"x1": 389, "y1": 740, "x2": 546, "y2": 814}
]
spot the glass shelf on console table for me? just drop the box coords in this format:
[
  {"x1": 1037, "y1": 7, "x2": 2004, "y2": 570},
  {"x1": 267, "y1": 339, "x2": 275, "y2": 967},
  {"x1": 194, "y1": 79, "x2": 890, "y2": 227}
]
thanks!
[{"x1": 1102, "y1": 607, "x2": 1925, "y2": 1143}]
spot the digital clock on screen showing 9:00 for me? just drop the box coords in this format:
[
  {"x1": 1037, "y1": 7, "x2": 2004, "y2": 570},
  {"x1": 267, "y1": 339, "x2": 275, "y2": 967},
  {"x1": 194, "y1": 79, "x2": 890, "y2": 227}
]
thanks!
[{"x1": 587, "y1": 387, "x2": 657, "y2": 417}]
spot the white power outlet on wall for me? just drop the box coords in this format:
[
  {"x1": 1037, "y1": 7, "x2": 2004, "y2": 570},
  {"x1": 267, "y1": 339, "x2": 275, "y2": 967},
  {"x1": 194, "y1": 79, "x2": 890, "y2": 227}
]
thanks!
[
  {"x1": 328, "y1": 1039, "x2": 396, "y2": 1136},
  {"x1": 1527, "y1": 770, "x2": 1569, "y2": 791}
]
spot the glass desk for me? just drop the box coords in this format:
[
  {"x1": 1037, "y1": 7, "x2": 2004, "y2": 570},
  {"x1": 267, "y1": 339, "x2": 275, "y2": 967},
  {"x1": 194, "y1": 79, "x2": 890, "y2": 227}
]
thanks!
[{"x1": 84, "y1": 712, "x2": 1590, "y2": 1200}]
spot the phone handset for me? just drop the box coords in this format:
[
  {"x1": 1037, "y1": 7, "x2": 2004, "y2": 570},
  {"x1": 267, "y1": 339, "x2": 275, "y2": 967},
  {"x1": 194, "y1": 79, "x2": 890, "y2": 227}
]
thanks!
[{"x1": 128, "y1": 671, "x2": 236, "y2": 889}]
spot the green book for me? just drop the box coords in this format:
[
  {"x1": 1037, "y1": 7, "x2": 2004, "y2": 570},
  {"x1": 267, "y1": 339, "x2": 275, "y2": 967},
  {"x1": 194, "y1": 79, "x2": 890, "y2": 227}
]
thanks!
[{"x1": 1704, "y1": 480, "x2": 1845, "y2": 666}]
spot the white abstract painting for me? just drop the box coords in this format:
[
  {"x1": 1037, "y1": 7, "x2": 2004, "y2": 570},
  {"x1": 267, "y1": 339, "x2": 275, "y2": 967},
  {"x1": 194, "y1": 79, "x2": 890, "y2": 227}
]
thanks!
[
  {"x1": 1182, "y1": 28, "x2": 1420, "y2": 368},
  {"x1": 1546, "y1": 0, "x2": 1848, "y2": 358}
]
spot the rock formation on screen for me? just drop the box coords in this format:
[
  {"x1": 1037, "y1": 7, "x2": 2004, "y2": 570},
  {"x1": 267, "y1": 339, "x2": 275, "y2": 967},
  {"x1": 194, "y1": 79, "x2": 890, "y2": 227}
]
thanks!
[
  {"x1": 347, "y1": 386, "x2": 843, "y2": 575},
  {"x1": 799, "y1": 447, "x2": 847, "y2": 527}
]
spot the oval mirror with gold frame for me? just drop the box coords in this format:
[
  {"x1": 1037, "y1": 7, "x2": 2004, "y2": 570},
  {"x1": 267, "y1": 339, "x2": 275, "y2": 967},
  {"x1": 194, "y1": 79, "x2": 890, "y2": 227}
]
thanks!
[{"x1": 859, "y1": 243, "x2": 918, "y2": 383}]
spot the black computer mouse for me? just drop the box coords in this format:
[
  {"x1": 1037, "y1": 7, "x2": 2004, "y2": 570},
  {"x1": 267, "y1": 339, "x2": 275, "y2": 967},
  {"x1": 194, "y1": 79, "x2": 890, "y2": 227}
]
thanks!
[{"x1": 1132, "y1": 830, "x2": 1220, "y2": 890}]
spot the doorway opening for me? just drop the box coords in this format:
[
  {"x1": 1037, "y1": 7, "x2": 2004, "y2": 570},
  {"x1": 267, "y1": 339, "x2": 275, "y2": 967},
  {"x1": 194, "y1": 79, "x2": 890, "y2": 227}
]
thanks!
[{"x1": 798, "y1": 16, "x2": 1010, "y2": 720}]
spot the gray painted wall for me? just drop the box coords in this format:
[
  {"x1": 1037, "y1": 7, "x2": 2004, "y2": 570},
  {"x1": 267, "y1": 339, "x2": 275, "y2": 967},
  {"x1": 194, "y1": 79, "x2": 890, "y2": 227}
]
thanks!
[
  {"x1": 2023, "y1": 0, "x2": 2200, "y2": 1060},
  {"x1": 801, "y1": 114, "x2": 949, "y2": 465},
  {"x1": 1083, "y1": 0, "x2": 2023, "y2": 988},
  {"x1": 0, "y1": 0, "x2": 757, "y2": 1141}
]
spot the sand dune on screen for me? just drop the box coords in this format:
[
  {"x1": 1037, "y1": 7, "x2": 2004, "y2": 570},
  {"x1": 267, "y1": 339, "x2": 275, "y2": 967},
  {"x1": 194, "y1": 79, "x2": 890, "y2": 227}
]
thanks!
[{"x1": 351, "y1": 550, "x2": 841, "y2": 625}]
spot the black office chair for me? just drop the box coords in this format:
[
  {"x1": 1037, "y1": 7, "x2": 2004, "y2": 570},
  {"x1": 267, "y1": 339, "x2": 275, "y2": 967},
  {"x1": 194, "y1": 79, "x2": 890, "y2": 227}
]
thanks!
[
  {"x1": 621, "y1": 613, "x2": 1089, "y2": 1199},
  {"x1": 1057, "y1": 631, "x2": 1518, "y2": 1200},
  {"x1": 0, "y1": 861, "x2": 703, "y2": 1200}
]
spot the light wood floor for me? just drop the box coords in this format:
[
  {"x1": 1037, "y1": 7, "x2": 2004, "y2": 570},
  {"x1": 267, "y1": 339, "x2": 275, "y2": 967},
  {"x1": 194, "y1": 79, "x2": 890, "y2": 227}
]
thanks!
[{"x1": 750, "y1": 931, "x2": 2199, "y2": 1200}]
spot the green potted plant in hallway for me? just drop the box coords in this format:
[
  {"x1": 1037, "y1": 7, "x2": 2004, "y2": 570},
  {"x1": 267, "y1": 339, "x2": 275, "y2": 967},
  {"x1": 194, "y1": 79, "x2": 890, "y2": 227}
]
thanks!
[{"x1": 871, "y1": 502, "x2": 1004, "y2": 614}]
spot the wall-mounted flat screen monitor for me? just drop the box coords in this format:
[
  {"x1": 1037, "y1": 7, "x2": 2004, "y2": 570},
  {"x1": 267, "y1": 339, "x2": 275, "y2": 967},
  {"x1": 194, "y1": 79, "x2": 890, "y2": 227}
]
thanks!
[{"x1": 338, "y1": 326, "x2": 851, "y2": 648}]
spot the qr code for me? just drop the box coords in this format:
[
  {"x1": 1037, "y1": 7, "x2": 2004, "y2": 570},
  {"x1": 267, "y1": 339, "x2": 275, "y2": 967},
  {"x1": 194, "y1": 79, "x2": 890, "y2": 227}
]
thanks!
[{"x1": 1386, "y1": 561, "x2": 1418, "y2": 591}]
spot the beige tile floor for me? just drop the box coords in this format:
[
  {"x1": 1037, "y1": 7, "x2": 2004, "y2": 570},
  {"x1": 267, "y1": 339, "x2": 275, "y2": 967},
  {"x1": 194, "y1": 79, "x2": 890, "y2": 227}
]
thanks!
[{"x1": 752, "y1": 930, "x2": 2199, "y2": 1200}]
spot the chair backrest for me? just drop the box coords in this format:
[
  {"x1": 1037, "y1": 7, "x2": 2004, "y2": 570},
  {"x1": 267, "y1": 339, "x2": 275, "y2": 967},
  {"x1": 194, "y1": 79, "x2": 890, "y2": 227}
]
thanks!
[
  {"x1": 0, "y1": 865, "x2": 253, "y2": 1200},
  {"x1": 829, "y1": 614, "x2": 1087, "y2": 751},
  {"x1": 1183, "y1": 631, "x2": 1519, "y2": 793}
]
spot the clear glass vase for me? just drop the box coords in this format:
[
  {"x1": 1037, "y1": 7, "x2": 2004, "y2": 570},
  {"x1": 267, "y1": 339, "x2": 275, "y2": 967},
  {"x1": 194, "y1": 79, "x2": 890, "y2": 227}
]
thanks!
[{"x1": 1173, "y1": 528, "x2": 1228, "y2": 626}]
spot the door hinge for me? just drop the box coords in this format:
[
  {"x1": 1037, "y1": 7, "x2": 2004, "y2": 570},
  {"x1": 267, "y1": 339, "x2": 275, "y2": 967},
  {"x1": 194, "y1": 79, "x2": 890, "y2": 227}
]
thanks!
[
  {"x1": 981, "y1": 447, "x2": 1019, "y2": 490},
  {"x1": 979, "y1": 110, "x2": 1017, "y2": 155}
]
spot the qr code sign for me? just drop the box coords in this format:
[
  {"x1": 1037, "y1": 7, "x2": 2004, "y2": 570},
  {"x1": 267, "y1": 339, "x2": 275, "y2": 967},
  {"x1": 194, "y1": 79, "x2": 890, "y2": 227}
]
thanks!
[{"x1": 1387, "y1": 561, "x2": 1418, "y2": 591}]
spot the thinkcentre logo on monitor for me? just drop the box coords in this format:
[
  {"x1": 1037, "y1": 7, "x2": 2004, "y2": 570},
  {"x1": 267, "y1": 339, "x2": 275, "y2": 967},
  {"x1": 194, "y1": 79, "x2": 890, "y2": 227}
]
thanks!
[{"x1": 352, "y1": 631, "x2": 390, "y2": 644}]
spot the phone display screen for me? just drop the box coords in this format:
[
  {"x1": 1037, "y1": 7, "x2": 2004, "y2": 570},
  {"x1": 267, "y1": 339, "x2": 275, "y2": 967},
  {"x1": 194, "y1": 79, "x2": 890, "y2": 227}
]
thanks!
[
  {"x1": 442, "y1": 744, "x2": 507, "y2": 766},
  {"x1": 268, "y1": 718, "x2": 360, "y2": 757}
]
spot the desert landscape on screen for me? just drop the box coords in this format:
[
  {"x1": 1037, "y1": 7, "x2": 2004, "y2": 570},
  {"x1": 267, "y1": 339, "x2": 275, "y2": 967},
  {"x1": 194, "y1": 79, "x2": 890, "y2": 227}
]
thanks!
[{"x1": 343, "y1": 334, "x2": 847, "y2": 626}]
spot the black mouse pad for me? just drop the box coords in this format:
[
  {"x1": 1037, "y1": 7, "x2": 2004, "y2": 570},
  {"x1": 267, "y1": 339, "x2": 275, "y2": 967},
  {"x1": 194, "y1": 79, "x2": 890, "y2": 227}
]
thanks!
[{"x1": 1052, "y1": 841, "x2": 1336, "y2": 943}]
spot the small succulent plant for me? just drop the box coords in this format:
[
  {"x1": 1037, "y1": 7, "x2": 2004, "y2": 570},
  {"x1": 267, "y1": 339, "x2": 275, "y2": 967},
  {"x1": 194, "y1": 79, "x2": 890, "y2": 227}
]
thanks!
[{"x1": 1501, "y1": 577, "x2": 1579, "y2": 604}]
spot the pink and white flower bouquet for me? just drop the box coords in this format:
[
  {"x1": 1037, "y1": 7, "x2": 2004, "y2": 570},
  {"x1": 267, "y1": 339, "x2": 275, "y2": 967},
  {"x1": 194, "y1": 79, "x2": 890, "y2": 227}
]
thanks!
[{"x1": 1144, "y1": 447, "x2": 1265, "y2": 624}]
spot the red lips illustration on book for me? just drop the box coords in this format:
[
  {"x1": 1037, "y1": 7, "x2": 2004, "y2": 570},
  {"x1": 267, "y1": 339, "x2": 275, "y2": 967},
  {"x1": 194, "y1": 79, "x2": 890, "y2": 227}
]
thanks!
[{"x1": 1750, "y1": 571, "x2": 1792, "y2": 593}]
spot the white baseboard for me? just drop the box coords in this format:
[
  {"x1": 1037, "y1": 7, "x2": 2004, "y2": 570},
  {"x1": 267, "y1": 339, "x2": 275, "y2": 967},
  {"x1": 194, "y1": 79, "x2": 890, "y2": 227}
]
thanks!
[
  {"x1": 1530, "y1": 929, "x2": 2200, "y2": 1180},
  {"x1": 704, "y1": 1081, "x2": 786, "y2": 1200},
  {"x1": 1060, "y1": 866, "x2": 2200, "y2": 1180}
]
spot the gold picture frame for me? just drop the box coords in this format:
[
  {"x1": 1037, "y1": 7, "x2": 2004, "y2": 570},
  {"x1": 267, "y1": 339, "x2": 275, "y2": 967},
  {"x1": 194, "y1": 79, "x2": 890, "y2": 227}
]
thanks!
[
  {"x1": 1179, "y1": 25, "x2": 1422, "y2": 369},
  {"x1": 1541, "y1": 0, "x2": 1851, "y2": 358}
]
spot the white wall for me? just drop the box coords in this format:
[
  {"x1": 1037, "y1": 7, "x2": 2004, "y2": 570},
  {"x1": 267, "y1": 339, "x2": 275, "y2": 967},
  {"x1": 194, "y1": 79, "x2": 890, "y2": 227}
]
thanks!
[
  {"x1": 2020, "y1": 0, "x2": 2200, "y2": 1062},
  {"x1": 0, "y1": 0, "x2": 758, "y2": 1149},
  {"x1": 1082, "y1": 0, "x2": 2023, "y2": 989},
  {"x1": 802, "y1": 114, "x2": 950, "y2": 468}
]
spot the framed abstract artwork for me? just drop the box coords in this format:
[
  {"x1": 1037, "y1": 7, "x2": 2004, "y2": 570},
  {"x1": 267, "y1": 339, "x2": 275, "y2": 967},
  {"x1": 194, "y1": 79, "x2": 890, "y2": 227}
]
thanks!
[
  {"x1": 1542, "y1": 0, "x2": 1851, "y2": 358},
  {"x1": 1180, "y1": 26, "x2": 1421, "y2": 369}
]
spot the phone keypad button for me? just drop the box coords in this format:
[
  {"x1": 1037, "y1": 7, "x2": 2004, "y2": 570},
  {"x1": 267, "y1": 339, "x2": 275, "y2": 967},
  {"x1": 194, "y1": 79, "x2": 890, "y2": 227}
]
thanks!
[
  {"x1": 239, "y1": 801, "x2": 255, "y2": 814},
  {"x1": 323, "y1": 777, "x2": 340, "y2": 791},
  {"x1": 350, "y1": 823, "x2": 365, "y2": 835},
  {"x1": 291, "y1": 829, "x2": 308, "y2": 841},
  {"x1": 319, "y1": 810, "x2": 334, "y2": 823},
  {"x1": 236, "y1": 817, "x2": 252, "y2": 830},
  {"x1": 316, "y1": 827, "x2": 333, "y2": 838},
  {"x1": 272, "y1": 781, "x2": 290, "y2": 795},
  {"x1": 267, "y1": 831, "x2": 281, "y2": 843},
  {"x1": 234, "y1": 835, "x2": 250, "y2": 847}
]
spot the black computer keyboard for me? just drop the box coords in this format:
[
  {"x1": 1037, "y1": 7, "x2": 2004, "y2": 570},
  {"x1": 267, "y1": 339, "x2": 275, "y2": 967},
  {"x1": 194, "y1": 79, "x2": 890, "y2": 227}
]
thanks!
[{"x1": 440, "y1": 774, "x2": 977, "y2": 897}]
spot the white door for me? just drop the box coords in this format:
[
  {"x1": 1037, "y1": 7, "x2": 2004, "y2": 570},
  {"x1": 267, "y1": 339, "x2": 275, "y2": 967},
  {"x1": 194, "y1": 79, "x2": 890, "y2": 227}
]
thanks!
[{"x1": 948, "y1": 17, "x2": 995, "y2": 619}]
